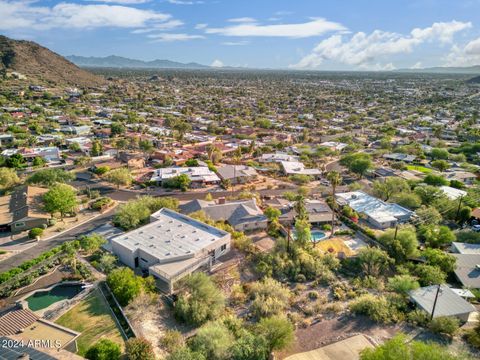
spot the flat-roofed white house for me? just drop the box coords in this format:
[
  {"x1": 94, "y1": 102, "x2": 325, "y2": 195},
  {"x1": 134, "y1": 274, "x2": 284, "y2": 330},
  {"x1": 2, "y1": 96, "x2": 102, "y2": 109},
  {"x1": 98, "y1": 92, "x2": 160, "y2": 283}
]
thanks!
[
  {"x1": 336, "y1": 191, "x2": 413, "y2": 229},
  {"x1": 150, "y1": 166, "x2": 220, "y2": 187},
  {"x1": 280, "y1": 161, "x2": 322, "y2": 177},
  {"x1": 259, "y1": 152, "x2": 300, "y2": 163},
  {"x1": 111, "y1": 208, "x2": 231, "y2": 293}
]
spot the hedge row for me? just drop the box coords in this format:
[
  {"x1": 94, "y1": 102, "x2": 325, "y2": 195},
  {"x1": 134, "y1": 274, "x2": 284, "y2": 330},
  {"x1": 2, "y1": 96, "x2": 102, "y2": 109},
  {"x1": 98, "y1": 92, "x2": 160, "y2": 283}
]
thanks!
[{"x1": 0, "y1": 245, "x2": 64, "y2": 284}]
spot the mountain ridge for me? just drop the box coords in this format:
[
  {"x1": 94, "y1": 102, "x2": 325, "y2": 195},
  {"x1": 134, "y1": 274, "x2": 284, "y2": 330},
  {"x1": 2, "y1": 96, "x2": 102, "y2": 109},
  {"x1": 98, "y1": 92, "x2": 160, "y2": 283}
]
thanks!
[{"x1": 67, "y1": 55, "x2": 210, "y2": 69}]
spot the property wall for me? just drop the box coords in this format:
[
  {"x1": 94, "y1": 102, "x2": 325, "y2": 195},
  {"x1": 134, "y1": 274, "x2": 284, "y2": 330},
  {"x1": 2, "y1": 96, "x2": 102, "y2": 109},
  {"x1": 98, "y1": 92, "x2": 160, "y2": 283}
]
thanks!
[
  {"x1": 111, "y1": 240, "x2": 136, "y2": 268},
  {"x1": 11, "y1": 218, "x2": 48, "y2": 232}
]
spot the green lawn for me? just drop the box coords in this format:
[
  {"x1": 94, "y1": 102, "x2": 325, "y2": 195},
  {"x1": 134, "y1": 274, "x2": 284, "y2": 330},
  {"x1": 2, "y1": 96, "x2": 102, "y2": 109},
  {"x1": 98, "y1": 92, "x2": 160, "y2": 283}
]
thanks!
[
  {"x1": 406, "y1": 165, "x2": 433, "y2": 174},
  {"x1": 55, "y1": 288, "x2": 125, "y2": 356}
]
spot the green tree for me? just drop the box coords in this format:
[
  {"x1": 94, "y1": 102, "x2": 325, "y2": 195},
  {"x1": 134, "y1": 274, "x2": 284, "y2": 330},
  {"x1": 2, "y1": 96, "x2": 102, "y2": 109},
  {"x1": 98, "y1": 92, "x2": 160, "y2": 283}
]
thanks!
[
  {"x1": 415, "y1": 206, "x2": 442, "y2": 225},
  {"x1": 414, "y1": 264, "x2": 446, "y2": 286},
  {"x1": 97, "y1": 253, "x2": 117, "y2": 274},
  {"x1": 387, "y1": 274, "x2": 420, "y2": 295},
  {"x1": 392, "y1": 192, "x2": 422, "y2": 210},
  {"x1": 166, "y1": 348, "x2": 206, "y2": 360},
  {"x1": 377, "y1": 226, "x2": 419, "y2": 263},
  {"x1": 430, "y1": 148, "x2": 449, "y2": 160},
  {"x1": 424, "y1": 174, "x2": 448, "y2": 187},
  {"x1": 256, "y1": 316, "x2": 294, "y2": 352},
  {"x1": 6, "y1": 153, "x2": 25, "y2": 169},
  {"x1": 422, "y1": 248, "x2": 456, "y2": 273},
  {"x1": 350, "y1": 158, "x2": 372, "y2": 178},
  {"x1": 91, "y1": 139, "x2": 103, "y2": 157},
  {"x1": 372, "y1": 178, "x2": 410, "y2": 201},
  {"x1": 43, "y1": 184, "x2": 78, "y2": 218},
  {"x1": 174, "y1": 272, "x2": 225, "y2": 326},
  {"x1": 431, "y1": 160, "x2": 450, "y2": 172},
  {"x1": 0, "y1": 167, "x2": 19, "y2": 190},
  {"x1": 125, "y1": 337, "x2": 155, "y2": 360},
  {"x1": 163, "y1": 173, "x2": 191, "y2": 192},
  {"x1": 190, "y1": 321, "x2": 233, "y2": 360},
  {"x1": 294, "y1": 218, "x2": 311, "y2": 247},
  {"x1": 230, "y1": 330, "x2": 269, "y2": 360},
  {"x1": 104, "y1": 168, "x2": 132, "y2": 189},
  {"x1": 32, "y1": 156, "x2": 46, "y2": 167},
  {"x1": 357, "y1": 247, "x2": 393, "y2": 277},
  {"x1": 110, "y1": 122, "x2": 126, "y2": 137},
  {"x1": 113, "y1": 196, "x2": 179, "y2": 230},
  {"x1": 418, "y1": 225, "x2": 455, "y2": 248},
  {"x1": 414, "y1": 185, "x2": 444, "y2": 205},
  {"x1": 264, "y1": 206, "x2": 281, "y2": 222},
  {"x1": 79, "y1": 234, "x2": 106, "y2": 254},
  {"x1": 27, "y1": 168, "x2": 75, "y2": 186},
  {"x1": 85, "y1": 339, "x2": 121, "y2": 360},
  {"x1": 107, "y1": 267, "x2": 153, "y2": 306}
]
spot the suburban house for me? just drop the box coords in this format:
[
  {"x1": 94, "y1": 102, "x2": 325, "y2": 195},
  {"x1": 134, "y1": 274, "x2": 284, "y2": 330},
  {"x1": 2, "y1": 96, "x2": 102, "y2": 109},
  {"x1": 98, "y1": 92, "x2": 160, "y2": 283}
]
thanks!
[
  {"x1": 0, "y1": 134, "x2": 14, "y2": 147},
  {"x1": 0, "y1": 308, "x2": 80, "y2": 355},
  {"x1": 2, "y1": 147, "x2": 61, "y2": 163},
  {"x1": 336, "y1": 191, "x2": 413, "y2": 229},
  {"x1": 180, "y1": 198, "x2": 268, "y2": 232},
  {"x1": 409, "y1": 285, "x2": 477, "y2": 322},
  {"x1": 110, "y1": 208, "x2": 231, "y2": 293},
  {"x1": 280, "y1": 161, "x2": 322, "y2": 177},
  {"x1": 319, "y1": 141, "x2": 348, "y2": 152},
  {"x1": 440, "y1": 186, "x2": 467, "y2": 200},
  {"x1": 0, "y1": 186, "x2": 50, "y2": 232},
  {"x1": 278, "y1": 199, "x2": 333, "y2": 225},
  {"x1": 451, "y1": 242, "x2": 480, "y2": 254},
  {"x1": 216, "y1": 165, "x2": 259, "y2": 185},
  {"x1": 383, "y1": 153, "x2": 417, "y2": 163},
  {"x1": 445, "y1": 170, "x2": 477, "y2": 185},
  {"x1": 451, "y1": 253, "x2": 480, "y2": 289},
  {"x1": 150, "y1": 166, "x2": 220, "y2": 187},
  {"x1": 259, "y1": 152, "x2": 300, "y2": 163}
]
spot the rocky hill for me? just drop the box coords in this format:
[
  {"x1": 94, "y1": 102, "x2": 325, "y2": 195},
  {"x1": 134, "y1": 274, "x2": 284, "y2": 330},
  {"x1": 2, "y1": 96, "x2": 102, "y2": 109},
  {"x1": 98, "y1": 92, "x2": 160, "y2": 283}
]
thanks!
[{"x1": 0, "y1": 35, "x2": 106, "y2": 88}]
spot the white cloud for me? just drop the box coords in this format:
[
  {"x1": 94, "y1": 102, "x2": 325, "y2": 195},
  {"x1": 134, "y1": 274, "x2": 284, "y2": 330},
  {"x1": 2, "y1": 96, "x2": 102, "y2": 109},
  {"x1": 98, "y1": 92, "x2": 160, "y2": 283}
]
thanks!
[
  {"x1": 147, "y1": 33, "x2": 204, "y2": 42},
  {"x1": 167, "y1": 0, "x2": 204, "y2": 4},
  {"x1": 85, "y1": 0, "x2": 151, "y2": 4},
  {"x1": 222, "y1": 40, "x2": 249, "y2": 46},
  {"x1": 444, "y1": 37, "x2": 480, "y2": 67},
  {"x1": 195, "y1": 23, "x2": 208, "y2": 29},
  {"x1": 291, "y1": 21, "x2": 471, "y2": 70},
  {"x1": 228, "y1": 17, "x2": 256, "y2": 23},
  {"x1": 411, "y1": 20, "x2": 471, "y2": 43},
  {"x1": 0, "y1": 0, "x2": 172, "y2": 30},
  {"x1": 205, "y1": 18, "x2": 346, "y2": 38},
  {"x1": 131, "y1": 19, "x2": 183, "y2": 33},
  {"x1": 211, "y1": 59, "x2": 224, "y2": 67}
]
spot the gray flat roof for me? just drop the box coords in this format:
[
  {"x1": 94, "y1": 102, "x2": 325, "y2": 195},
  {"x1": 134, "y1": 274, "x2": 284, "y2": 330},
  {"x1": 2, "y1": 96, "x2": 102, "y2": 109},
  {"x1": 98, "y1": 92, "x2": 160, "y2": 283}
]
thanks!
[
  {"x1": 111, "y1": 208, "x2": 229, "y2": 262},
  {"x1": 409, "y1": 284, "x2": 476, "y2": 317}
]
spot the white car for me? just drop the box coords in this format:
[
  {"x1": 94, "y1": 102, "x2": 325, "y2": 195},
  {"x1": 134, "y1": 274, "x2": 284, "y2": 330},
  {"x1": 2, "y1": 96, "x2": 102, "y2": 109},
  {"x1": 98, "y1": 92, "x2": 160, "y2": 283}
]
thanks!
[{"x1": 472, "y1": 225, "x2": 480, "y2": 232}]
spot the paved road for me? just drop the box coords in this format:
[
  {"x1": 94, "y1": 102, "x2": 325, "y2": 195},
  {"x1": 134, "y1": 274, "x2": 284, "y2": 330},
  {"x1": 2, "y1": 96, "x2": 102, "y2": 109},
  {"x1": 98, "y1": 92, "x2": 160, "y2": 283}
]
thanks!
[{"x1": 0, "y1": 209, "x2": 116, "y2": 273}]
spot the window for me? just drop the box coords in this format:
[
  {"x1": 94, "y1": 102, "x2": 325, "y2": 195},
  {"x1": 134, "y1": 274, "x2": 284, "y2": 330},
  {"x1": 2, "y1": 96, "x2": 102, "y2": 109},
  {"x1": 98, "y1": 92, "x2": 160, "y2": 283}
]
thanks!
[
  {"x1": 220, "y1": 244, "x2": 227, "y2": 251},
  {"x1": 14, "y1": 222, "x2": 25, "y2": 228}
]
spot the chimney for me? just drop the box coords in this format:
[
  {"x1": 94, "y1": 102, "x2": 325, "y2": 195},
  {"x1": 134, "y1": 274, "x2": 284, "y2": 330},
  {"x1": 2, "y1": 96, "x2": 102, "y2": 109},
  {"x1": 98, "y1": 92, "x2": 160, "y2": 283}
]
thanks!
[{"x1": 218, "y1": 197, "x2": 226, "y2": 205}]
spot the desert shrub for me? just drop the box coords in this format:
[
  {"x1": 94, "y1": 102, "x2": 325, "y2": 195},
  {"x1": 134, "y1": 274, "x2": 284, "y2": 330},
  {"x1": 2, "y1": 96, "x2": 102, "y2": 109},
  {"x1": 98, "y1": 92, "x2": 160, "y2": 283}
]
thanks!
[
  {"x1": 28, "y1": 227, "x2": 44, "y2": 239},
  {"x1": 349, "y1": 294, "x2": 404, "y2": 324},
  {"x1": 160, "y1": 330, "x2": 184, "y2": 353},
  {"x1": 429, "y1": 316, "x2": 460, "y2": 336},
  {"x1": 249, "y1": 278, "x2": 291, "y2": 318}
]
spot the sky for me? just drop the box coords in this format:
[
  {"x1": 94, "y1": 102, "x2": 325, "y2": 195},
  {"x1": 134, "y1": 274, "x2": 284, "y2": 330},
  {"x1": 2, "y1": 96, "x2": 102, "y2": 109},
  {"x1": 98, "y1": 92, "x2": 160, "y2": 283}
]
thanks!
[{"x1": 2, "y1": 0, "x2": 480, "y2": 70}]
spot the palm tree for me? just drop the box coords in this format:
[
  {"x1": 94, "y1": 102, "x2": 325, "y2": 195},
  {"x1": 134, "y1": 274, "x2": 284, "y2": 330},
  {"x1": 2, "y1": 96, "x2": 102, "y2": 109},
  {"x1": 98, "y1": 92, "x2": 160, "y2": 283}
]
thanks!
[{"x1": 326, "y1": 171, "x2": 342, "y2": 237}]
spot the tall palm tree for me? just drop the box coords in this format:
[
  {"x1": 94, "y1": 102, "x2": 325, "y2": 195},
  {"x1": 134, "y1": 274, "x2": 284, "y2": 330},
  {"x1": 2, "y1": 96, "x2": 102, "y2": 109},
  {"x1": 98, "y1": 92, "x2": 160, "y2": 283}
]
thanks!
[{"x1": 326, "y1": 171, "x2": 342, "y2": 237}]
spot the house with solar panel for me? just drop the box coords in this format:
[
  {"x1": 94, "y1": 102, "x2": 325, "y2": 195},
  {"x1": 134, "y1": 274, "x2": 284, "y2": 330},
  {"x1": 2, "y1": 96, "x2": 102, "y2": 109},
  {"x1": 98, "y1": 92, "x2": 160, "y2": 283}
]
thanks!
[{"x1": 110, "y1": 208, "x2": 231, "y2": 293}]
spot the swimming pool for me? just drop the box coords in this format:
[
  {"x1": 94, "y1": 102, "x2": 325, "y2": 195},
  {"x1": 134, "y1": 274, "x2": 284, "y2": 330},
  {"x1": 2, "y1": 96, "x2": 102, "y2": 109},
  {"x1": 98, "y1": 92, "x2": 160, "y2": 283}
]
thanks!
[
  {"x1": 311, "y1": 230, "x2": 327, "y2": 242},
  {"x1": 26, "y1": 283, "x2": 84, "y2": 311}
]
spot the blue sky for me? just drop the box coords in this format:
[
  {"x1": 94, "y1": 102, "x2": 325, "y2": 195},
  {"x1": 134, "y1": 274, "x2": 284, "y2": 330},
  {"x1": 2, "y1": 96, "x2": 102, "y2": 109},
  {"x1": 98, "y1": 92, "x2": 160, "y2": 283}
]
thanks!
[{"x1": 1, "y1": 0, "x2": 480, "y2": 70}]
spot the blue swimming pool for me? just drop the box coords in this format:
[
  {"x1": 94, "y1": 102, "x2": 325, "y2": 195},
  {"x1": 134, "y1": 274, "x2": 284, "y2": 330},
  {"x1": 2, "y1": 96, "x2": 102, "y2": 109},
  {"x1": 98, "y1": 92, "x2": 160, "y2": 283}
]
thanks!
[{"x1": 311, "y1": 230, "x2": 327, "y2": 242}]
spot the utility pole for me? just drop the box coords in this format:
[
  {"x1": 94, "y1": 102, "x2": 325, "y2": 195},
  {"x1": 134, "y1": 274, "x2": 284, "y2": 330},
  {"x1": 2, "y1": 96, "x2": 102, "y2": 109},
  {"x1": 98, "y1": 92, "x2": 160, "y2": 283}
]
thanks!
[{"x1": 430, "y1": 284, "x2": 442, "y2": 321}]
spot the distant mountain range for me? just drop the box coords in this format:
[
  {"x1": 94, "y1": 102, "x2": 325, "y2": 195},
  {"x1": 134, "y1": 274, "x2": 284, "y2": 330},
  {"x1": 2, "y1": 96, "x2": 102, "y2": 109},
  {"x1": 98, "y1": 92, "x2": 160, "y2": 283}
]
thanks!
[
  {"x1": 67, "y1": 55, "x2": 210, "y2": 69},
  {"x1": 396, "y1": 65, "x2": 480, "y2": 74}
]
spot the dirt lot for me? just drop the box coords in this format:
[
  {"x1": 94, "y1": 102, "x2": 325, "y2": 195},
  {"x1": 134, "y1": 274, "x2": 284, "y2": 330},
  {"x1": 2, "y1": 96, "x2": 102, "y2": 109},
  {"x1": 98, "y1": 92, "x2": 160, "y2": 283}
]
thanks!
[{"x1": 276, "y1": 314, "x2": 410, "y2": 359}]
